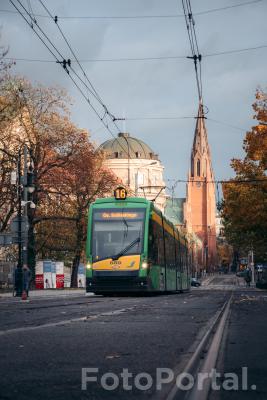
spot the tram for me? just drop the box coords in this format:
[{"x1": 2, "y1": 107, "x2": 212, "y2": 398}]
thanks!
[{"x1": 85, "y1": 187, "x2": 191, "y2": 294}]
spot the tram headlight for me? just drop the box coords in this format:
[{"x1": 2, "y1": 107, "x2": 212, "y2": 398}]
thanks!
[
  {"x1": 86, "y1": 262, "x2": 92, "y2": 270},
  {"x1": 141, "y1": 261, "x2": 148, "y2": 269}
]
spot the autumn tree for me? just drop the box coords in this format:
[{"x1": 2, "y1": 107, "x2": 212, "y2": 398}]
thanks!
[
  {"x1": 0, "y1": 76, "x2": 87, "y2": 269},
  {"x1": 40, "y1": 139, "x2": 118, "y2": 286},
  {"x1": 222, "y1": 88, "x2": 267, "y2": 262},
  {"x1": 0, "y1": 75, "x2": 118, "y2": 283}
]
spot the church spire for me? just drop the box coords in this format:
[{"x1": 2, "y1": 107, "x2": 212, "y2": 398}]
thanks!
[
  {"x1": 190, "y1": 101, "x2": 212, "y2": 179},
  {"x1": 185, "y1": 100, "x2": 217, "y2": 271}
]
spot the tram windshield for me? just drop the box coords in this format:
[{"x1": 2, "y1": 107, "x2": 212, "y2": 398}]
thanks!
[{"x1": 92, "y1": 208, "x2": 146, "y2": 262}]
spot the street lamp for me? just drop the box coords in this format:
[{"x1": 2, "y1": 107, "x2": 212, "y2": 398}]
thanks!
[
  {"x1": 14, "y1": 145, "x2": 35, "y2": 296},
  {"x1": 135, "y1": 161, "x2": 157, "y2": 196},
  {"x1": 21, "y1": 200, "x2": 36, "y2": 209}
]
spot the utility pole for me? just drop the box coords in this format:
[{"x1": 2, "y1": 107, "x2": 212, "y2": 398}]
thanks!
[
  {"x1": 251, "y1": 248, "x2": 255, "y2": 285},
  {"x1": 22, "y1": 145, "x2": 28, "y2": 270},
  {"x1": 16, "y1": 148, "x2": 23, "y2": 296}
]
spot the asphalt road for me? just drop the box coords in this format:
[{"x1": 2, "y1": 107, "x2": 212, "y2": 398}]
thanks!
[{"x1": 0, "y1": 275, "x2": 266, "y2": 400}]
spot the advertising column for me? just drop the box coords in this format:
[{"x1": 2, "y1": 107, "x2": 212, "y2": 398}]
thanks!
[
  {"x1": 35, "y1": 260, "x2": 44, "y2": 289},
  {"x1": 77, "y1": 263, "x2": 85, "y2": 287},
  {"x1": 56, "y1": 261, "x2": 64, "y2": 289},
  {"x1": 43, "y1": 260, "x2": 52, "y2": 289}
]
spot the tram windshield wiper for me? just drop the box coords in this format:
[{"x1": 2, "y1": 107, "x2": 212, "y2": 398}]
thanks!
[{"x1": 111, "y1": 237, "x2": 141, "y2": 260}]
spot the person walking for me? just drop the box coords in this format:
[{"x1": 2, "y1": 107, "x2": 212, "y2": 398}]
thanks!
[
  {"x1": 13, "y1": 265, "x2": 20, "y2": 296},
  {"x1": 22, "y1": 265, "x2": 32, "y2": 297},
  {"x1": 244, "y1": 267, "x2": 252, "y2": 287}
]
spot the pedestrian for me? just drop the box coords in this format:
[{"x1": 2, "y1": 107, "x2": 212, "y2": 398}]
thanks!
[
  {"x1": 244, "y1": 267, "x2": 252, "y2": 288},
  {"x1": 13, "y1": 265, "x2": 20, "y2": 296},
  {"x1": 22, "y1": 265, "x2": 32, "y2": 297}
]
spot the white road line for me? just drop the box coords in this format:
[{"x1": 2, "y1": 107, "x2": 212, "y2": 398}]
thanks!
[{"x1": 0, "y1": 307, "x2": 135, "y2": 336}]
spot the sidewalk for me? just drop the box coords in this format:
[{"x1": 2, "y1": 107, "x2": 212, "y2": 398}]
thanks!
[{"x1": 0, "y1": 288, "x2": 86, "y2": 299}]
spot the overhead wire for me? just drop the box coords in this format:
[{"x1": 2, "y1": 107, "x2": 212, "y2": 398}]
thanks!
[
  {"x1": 1, "y1": 0, "x2": 265, "y2": 19},
  {"x1": 186, "y1": 0, "x2": 203, "y2": 97},
  {"x1": 37, "y1": 0, "x2": 103, "y2": 104},
  {"x1": 168, "y1": 178, "x2": 267, "y2": 184},
  {"x1": 206, "y1": 118, "x2": 248, "y2": 132},
  {"x1": 181, "y1": 0, "x2": 202, "y2": 101},
  {"x1": 36, "y1": 0, "x2": 139, "y2": 159},
  {"x1": 9, "y1": 0, "x2": 134, "y2": 158},
  {"x1": 5, "y1": 43, "x2": 267, "y2": 64}
]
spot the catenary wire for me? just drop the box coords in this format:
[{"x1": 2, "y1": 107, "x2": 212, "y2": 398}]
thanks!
[
  {"x1": 1, "y1": 0, "x2": 264, "y2": 19},
  {"x1": 5, "y1": 45, "x2": 267, "y2": 64},
  {"x1": 182, "y1": 0, "x2": 202, "y2": 100},
  {"x1": 168, "y1": 178, "x2": 267, "y2": 184},
  {"x1": 36, "y1": 0, "x2": 139, "y2": 158},
  {"x1": 9, "y1": 0, "x2": 132, "y2": 158},
  {"x1": 37, "y1": 0, "x2": 103, "y2": 104}
]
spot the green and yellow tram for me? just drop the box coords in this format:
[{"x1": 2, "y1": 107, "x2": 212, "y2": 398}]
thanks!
[{"x1": 86, "y1": 189, "x2": 191, "y2": 294}]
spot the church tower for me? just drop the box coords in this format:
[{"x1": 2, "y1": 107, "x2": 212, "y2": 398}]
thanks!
[{"x1": 184, "y1": 102, "x2": 217, "y2": 271}]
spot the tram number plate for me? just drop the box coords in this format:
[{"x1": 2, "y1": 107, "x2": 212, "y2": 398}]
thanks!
[{"x1": 114, "y1": 186, "x2": 127, "y2": 200}]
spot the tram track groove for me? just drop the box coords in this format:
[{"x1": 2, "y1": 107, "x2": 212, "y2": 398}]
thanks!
[{"x1": 160, "y1": 294, "x2": 233, "y2": 400}]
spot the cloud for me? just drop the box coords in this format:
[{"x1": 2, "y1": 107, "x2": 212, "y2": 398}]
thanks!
[{"x1": 0, "y1": 0, "x2": 266, "y2": 198}]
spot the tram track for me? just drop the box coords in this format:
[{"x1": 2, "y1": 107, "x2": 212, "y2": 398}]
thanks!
[{"x1": 160, "y1": 294, "x2": 233, "y2": 400}]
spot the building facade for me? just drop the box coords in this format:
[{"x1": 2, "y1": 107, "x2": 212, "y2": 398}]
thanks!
[
  {"x1": 184, "y1": 103, "x2": 217, "y2": 271},
  {"x1": 99, "y1": 132, "x2": 167, "y2": 212}
]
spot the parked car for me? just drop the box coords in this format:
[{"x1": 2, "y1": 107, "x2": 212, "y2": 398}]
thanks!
[
  {"x1": 191, "y1": 277, "x2": 201, "y2": 287},
  {"x1": 236, "y1": 270, "x2": 246, "y2": 278}
]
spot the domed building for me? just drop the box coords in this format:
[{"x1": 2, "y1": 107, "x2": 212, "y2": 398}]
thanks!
[{"x1": 100, "y1": 132, "x2": 167, "y2": 212}]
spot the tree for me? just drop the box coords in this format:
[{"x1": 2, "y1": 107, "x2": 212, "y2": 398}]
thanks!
[
  {"x1": 0, "y1": 76, "x2": 87, "y2": 270},
  {"x1": 39, "y1": 139, "x2": 118, "y2": 287},
  {"x1": 222, "y1": 88, "x2": 267, "y2": 262},
  {"x1": 0, "y1": 75, "x2": 118, "y2": 286}
]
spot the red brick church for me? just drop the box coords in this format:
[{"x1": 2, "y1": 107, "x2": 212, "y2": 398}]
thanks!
[{"x1": 184, "y1": 102, "x2": 217, "y2": 272}]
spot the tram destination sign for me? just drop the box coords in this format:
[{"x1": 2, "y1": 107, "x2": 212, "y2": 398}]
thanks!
[
  {"x1": 101, "y1": 212, "x2": 139, "y2": 219},
  {"x1": 93, "y1": 209, "x2": 145, "y2": 221}
]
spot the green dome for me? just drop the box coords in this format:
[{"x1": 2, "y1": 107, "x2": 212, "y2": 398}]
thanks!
[{"x1": 99, "y1": 132, "x2": 158, "y2": 160}]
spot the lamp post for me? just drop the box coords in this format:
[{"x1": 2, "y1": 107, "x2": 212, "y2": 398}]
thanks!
[
  {"x1": 15, "y1": 148, "x2": 23, "y2": 296},
  {"x1": 135, "y1": 161, "x2": 157, "y2": 196},
  {"x1": 15, "y1": 145, "x2": 35, "y2": 296}
]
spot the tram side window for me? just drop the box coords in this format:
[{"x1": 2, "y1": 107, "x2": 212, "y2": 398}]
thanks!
[
  {"x1": 164, "y1": 230, "x2": 175, "y2": 269},
  {"x1": 164, "y1": 231, "x2": 170, "y2": 268},
  {"x1": 149, "y1": 219, "x2": 164, "y2": 266},
  {"x1": 175, "y1": 239, "x2": 181, "y2": 270},
  {"x1": 180, "y1": 242, "x2": 185, "y2": 273}
]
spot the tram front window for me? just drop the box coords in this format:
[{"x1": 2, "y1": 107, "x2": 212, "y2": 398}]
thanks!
[{"x1": 92, "y1": 208, "x2": 145, "y2": 262}]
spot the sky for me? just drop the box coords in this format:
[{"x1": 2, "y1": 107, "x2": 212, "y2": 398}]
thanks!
[{"x1": 1, "y1": 0, "x2": 267, "y2": 197}]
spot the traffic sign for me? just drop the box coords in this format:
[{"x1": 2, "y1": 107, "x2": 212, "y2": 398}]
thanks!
[
  {"x1": 0, "y1": 233, "x2": 14, "y2": 246},
  {"x1": 10, "y1": 215, "x2": 29, "y2": 234}
]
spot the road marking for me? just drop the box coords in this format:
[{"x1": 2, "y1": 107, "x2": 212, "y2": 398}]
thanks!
[{"x1": 0, "y1": 307, "x2": 136, "y2": 336}]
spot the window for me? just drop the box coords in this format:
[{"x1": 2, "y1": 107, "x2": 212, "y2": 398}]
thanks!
[
  {"x1": 135, "y1": 152, "x2": 141, "y2": 158},
  {"x1": 203, "y1": 159, "x2": 207, "y2": 176},
  {"x1": 114, "y1": 152, "x2": 119, "y2": 158},
  {"x1": 164, "y1": 230, "x2": 175, "y2": 270},
  {"x1": 197, "y1": 159, "x2": 201, "y2": 176},
  {"x1": 149, "y1": 218, "x2": 164, "y2": 266},
  {"x1": 191, "y1": 157, "x2": 194, "y2": 177},
  {"x1": 92, "y1": 208, "x2": 146, "y2": 261}
]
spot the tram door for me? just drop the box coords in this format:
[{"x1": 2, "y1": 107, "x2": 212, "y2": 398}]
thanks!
[{"x1": 177, "y1": 233, "x2": 182, "y2": 290}]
